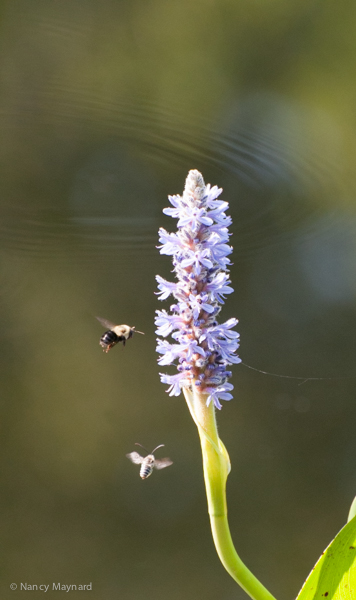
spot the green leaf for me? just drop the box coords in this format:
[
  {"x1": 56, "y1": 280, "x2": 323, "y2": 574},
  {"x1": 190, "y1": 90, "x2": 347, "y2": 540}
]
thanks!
[
  {"x1": 348, "y1": 497, "x2": 356, "y2": 523},
  {"x1": 296, "y1": 516, "x2": 356, "y2": 600}
]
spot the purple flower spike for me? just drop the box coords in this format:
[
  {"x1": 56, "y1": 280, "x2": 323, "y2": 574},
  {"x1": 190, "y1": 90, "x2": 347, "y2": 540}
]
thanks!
[{"x1": 155, "y1": 170, "x2": 241, "y2": 410}]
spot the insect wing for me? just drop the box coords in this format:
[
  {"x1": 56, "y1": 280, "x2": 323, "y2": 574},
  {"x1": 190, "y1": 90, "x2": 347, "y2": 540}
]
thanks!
[
  {"x1": 96, "y1": 316, "x2": 117, "y2": 330},
  {"x1": 154, "y1": 458, "x2": 173, "y2": 470},
  {"x1": 126, "y1": 452, "x2": 144, "y2": 465}
]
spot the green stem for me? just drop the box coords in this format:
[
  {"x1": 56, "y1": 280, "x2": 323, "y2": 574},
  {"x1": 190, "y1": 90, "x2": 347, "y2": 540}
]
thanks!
[{"x1": 183, "y1": 387, "x2": 277, "y2": 600}]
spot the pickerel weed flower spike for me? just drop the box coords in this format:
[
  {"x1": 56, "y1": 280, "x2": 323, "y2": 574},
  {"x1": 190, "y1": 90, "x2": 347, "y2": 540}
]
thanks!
[
  {"x1": 155, "y1": 169, "x2": 241, "y2": 409},
  {"x1": 156, "y1": 172, "x2": 276, "y2": 600}
]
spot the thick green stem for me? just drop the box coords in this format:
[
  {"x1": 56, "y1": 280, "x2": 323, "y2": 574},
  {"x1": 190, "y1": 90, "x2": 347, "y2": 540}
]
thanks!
[{"x1": 183, "y1": 387, "x2": 277, "y2": 600}]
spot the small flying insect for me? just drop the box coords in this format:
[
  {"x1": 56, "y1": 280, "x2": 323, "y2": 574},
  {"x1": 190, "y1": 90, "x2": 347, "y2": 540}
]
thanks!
[
  {"x1": 96, "y1": 317, "x2": 144, "y2": 352},
  {"x1": 126, "y1": 443, "x2": 173, "y2": 479}
]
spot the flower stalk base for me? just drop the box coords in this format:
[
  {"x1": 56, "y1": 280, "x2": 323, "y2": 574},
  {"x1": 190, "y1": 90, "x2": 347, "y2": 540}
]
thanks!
[{"x1": 183, "y1": 387, "x2": 277, "y2": 600}]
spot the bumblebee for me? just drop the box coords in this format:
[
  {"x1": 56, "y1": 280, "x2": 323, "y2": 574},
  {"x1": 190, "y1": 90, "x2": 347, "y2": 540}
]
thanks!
[
  {"x1": 96, "y1": 317, "x2": 144, "y2": 352},
  {"x1": 126, "y1": 444, "x2": 173, "y2": 479}
]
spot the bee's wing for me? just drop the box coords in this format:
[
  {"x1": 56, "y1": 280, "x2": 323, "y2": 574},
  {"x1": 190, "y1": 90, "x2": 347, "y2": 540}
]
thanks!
[
  {"x1": 126, "y1": 452, "x2": 144, "y2": 464},
  {"x1": 96, "y1": 316, "x2": 117, "y2": 329},
  {"x1": 154, "y1": 458, "x2": 173, "y2": 470}
]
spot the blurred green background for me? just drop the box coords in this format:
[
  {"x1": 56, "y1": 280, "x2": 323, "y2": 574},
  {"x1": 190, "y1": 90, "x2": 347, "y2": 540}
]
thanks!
[{"x1": 1, "y1": 1, "x2": 356, "y2": 598}]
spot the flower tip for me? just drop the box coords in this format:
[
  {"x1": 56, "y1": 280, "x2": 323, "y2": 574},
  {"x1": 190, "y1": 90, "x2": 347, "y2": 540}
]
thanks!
[
  {"x1": 187, "y1": 169, "x2": 204, "y2": 183},
  {"x1": 184, "y1": 170, "x2": 206, "y2": 199}
]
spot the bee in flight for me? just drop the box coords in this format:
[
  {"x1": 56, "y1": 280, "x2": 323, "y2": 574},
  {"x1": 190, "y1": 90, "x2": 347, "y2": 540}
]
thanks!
[
  {"x1": 96, "y1": 317, "x2": 144, "y2": 352},
  {"x1": 126, "y1": 443, "x2": 173, "y2": 479}
]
